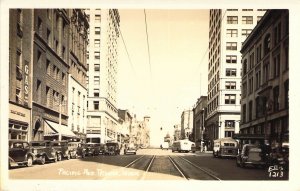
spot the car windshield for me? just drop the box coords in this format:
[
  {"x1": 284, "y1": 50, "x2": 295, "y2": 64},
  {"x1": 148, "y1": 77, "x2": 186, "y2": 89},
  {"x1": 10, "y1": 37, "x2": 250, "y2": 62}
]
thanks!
[
  {"x1": 31, "y1": 142, "x2": 45, "y2": 147},
  {"x1": 11, "y1": 142, "x2": 23, "y2": 148}
]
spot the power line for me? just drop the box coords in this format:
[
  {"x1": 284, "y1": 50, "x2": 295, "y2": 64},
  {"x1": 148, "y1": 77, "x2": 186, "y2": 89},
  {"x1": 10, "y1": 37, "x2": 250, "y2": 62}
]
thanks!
[
  {"x1": 117, "y1": 22, "x2": 136, "y2": 76},
  {"x1": 144, "y1": 9, "x2": 152, "y2": 78}
]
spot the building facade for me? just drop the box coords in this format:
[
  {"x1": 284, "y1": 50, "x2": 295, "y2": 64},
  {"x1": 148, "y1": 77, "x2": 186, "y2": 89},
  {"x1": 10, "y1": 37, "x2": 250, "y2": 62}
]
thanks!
[
  {"x1": 239, "y1": 9, "x2": 289, "y2": 148},
  {"x1": 206, "y1": 9, "x2": 266, "y2": 143},
  {"x1": 85, "y1": 9, "x2": 121, "y2": 143},
  {"x1": 9, "y1": 9, "x2": 33, "y2": 141},
  {"x1": 118, "y1": 109, "x2": 132, "y2": 143},
  {"x1": 173, "y1": 124, "x2": 181, "y2": 141},
  {"x1": 130, "y1": 116, "x2": 150, "y2": 148},
  {"x1": 67, "y1": 9, "x2": 89, "y2": 141},
  {"x1": 181, "y1": 110, "x2": 193, "y2": 140},
  {"x1": 192, "y1": 96, "x2": 207, "y2": 150}
]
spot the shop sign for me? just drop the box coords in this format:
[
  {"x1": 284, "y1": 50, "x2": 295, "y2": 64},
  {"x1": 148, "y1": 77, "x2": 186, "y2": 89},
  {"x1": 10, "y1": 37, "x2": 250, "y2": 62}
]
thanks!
[{"x1": 24, "y1": 61, "x2": 29, "y2": 106}]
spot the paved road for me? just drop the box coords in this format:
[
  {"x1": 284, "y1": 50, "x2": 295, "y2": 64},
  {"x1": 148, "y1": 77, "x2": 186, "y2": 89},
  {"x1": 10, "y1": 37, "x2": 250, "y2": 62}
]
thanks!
[{"x1": 9, "y1": 149, "x2": 288, "y2": 180}]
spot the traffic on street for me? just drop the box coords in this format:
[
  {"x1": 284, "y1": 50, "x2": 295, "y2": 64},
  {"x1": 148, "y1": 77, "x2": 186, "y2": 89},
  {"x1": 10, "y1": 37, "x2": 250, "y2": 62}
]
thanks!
[{"x1": 9, "y1": 148, "x2": 288, "y2": 180}]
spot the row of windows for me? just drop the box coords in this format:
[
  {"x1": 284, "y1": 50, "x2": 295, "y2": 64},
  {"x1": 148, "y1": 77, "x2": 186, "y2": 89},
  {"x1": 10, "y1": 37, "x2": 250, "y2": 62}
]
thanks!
[
  {"x1": 227, "y1": 16, "x2": 263, "y2": 24},
  {"x1": 226, "y1": 29, "x2": 253, "y2": 37},
  {"x1": 46, "y1": 59, "x2": 66, "y2": 85}
]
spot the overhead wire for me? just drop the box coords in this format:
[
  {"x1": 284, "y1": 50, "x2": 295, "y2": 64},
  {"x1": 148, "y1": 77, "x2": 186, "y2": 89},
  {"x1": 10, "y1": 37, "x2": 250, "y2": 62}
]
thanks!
[{"x1": 144, "y1": 9, "x2": 152, "y2": 79}]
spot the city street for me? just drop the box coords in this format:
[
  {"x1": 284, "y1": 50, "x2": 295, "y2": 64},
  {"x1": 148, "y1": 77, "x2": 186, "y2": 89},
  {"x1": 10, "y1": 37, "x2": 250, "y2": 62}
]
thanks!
[{"x1": 9, "y1": 149, "x2": 288, "y2": 180}]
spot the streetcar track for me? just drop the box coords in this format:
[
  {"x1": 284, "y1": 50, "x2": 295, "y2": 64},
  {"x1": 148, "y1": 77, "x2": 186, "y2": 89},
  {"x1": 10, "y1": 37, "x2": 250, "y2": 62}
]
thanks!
[
  {"x1": 140, "y1": 155, "x2": 155, "y2": 180},
  {"x1": 178, "y1": 156, "x2": 221, "y2": 180},
  {"x1": 168, "y1": 156, "x2": 189, "y2": 180},
  {"x1": 124, "y1": 155, "x2": 145, "y2": 168}
]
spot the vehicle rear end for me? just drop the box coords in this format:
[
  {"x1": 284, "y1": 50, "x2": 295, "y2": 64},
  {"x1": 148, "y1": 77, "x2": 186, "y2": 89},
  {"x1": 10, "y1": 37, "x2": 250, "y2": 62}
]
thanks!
[
  {"x1": 219, "y1": 141, "x2": 238, "y2": 158},
  {"x1": 181, "y1": 140, "x2": 191, "y2": 152},
  {"x1": 245, "y1": 147, "x2": 265, "y2": 167}
]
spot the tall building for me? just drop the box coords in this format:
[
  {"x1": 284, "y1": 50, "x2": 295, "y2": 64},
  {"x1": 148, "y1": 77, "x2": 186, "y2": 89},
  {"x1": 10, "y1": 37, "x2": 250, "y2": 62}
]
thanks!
[
  {"x1": 9, "y1": 9, "x2": 33, "y2": 141},
  {"x1": 85, "y1": 9, "x2": 121, "y2": 143},
  {"x1": 239, "y1": 10, "x2": 289, "y2": 147},
  {"x1": 192, "y1": 96, "x2": 207, "y2": 149},
  {"x1": 181, "y1": 110, "x2": 193, "y2": 140},
  {"x1": 67, "y1": 9, "x2": 89, "y2": 141},
  {"x1": 206, "y1": 9, "x2": 266, "y2": 143}
]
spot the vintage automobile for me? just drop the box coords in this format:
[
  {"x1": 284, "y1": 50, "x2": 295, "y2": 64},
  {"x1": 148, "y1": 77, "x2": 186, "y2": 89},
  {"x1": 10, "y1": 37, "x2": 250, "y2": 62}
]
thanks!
[
  {"x1": 98, "y1": 143, "x2": 106, "y2": 155},
  {"x1": 68, "y1": 142, "x2": 86, "y2": 159},
  {"x1": 124, "y1": 143, "x2": 137, "y2": 155},
  {"x1": 104, "y1": 142, "x2": 120, "y2": 155},
  {"x1": 85, "y1": 143, "x2": 101, "y2": 156},
  {"x1": 9, "y1": 140, "x2": 35, "y2": 168},
  {"x1": 51, "y1": 140, "x2": 71, "y2": 160},
  {"x1": 30, "y1": 140, "x2": 58, "y2": 164},
  {"x1": 236, "y1": 144, "x2": 267, "y2": 168}
]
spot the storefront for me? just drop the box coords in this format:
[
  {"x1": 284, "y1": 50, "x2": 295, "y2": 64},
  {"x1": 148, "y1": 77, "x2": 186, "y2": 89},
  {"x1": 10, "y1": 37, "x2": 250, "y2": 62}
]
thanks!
[
  {"x1": 44, "y1": 119, "x2": 78, "y2": 141},
  {"x1": 9, "y1": 103, "x2": 31, "y2": 141}
]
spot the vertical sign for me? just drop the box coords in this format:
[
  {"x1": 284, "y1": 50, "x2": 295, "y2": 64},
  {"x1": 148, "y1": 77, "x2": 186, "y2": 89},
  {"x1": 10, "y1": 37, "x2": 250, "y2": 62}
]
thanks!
[{"x1": 24, "y1": 60, "x2": 29, "y2": 106}]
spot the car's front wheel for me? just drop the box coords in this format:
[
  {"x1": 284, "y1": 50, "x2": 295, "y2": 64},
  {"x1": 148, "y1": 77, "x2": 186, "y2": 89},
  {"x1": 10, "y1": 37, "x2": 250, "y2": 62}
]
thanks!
[
  {"x1": 57, "y1": 153, "x2": 62, "y2": 161},
  {"x1": 40, "y1": 155, "x2": 46, "y2": 165},
  {"x1": 26, "y1": 156, "x2": 33, "y2": 167}
]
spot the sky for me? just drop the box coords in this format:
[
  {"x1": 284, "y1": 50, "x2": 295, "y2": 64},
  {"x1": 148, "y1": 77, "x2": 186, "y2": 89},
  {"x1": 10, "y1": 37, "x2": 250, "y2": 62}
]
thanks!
[{"x1": 116, "y1": 9, "x2": 209, "y2": 146}]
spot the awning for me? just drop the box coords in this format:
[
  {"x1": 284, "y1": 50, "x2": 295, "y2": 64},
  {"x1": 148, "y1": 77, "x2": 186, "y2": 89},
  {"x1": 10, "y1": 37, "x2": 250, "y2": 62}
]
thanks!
[{"x1": 44, "y1": 120, "x2": 77, "y2": 138}]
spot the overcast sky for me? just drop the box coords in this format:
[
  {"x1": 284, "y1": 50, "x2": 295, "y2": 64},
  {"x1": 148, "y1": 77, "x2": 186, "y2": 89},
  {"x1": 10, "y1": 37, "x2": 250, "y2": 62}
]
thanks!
[{"x1": 116, "y1": 9, "x2": 209, "y2": 146}]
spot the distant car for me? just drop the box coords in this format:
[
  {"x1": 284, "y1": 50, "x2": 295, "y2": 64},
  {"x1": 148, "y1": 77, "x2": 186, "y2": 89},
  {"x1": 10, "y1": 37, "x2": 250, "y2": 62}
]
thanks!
[
  {"x1": 161, "y1": 142, "x2": 169, "y2": 150},
  {"x1": 105, "y1": 142, "x2": 120, "y2": 155},
  {"x1": 51, "y1": 140, "x2": 71, "y2": 160},
  {"x1": 236, "y1": 144, "x2": 267, "y2": 168},
  {"x1": 85, "y1": 143, "x2": 101, "y2": 156},
  {"x1": 9, "y1": 140, "x2": 35, "y2": 168},
  {"x1": 68, "y1": 142, "x2": 86, "y2": 159},
  {"x1": 124, "y1": 144, "x2": 136, "y2": 155},
  {"x1": 30, "y1": 140, "x2": 58, "y2": 164}
]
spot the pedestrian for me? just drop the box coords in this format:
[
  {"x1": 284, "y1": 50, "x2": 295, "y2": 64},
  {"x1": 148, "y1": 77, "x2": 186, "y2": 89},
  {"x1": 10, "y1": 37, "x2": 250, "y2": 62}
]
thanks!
[{"x1": 204, "y1": 145, "x2": 207, "y2": 153}]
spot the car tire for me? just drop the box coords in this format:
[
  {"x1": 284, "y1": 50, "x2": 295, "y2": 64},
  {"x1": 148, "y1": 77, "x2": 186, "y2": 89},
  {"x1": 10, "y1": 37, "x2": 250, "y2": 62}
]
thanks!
[
  {"x1": 40, "y1": 155, "x2": 46, "y2": 165},
  {"x1": 57, "y1": 153, "x2": 62, "y2": 161},
  {"x1": 26, "y1": 156, "x2": 33, "y2": 167}
]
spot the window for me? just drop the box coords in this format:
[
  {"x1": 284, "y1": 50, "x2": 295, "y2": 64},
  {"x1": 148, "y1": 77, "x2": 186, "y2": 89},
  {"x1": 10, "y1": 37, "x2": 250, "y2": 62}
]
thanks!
[
  {"x1": 94, "y1": 64, "x2": 100, "y2": 71},
  {"x1": 284, "y1": 80, "x2": 289, "y2": 109},
  {"x1": 225, "y1": 94, "x2": 236, "y2": 104},
  {"x1": 274, "y1": 22, "x2": 281, "y2": 45},
  {"x1": 95, "y1": 27, "x2": 101, "y2": 34},
  {"x1": 94, "y1": 76, "x2": 100, "y2": 85},
  {"x1": 227, "y1": 16, "x2": 238, "y2": 24},
  {"x1": 256, "y1": 44, "x2": 262, "y2": 63},
  {"x1": 257, "y1": 16, "x2": 263, "y2": 23},
  {"x1": 241, "y1": 29, "x2": 252, "y2": 37},
  {"x1": 227, "y1": 9, "x2": 238, "y2": 11},
  {"x1": 94, "y1": 51, "x2": 100, "y2": 59},
  {"x1": 225, "y1": 120, "x2": 235, "y2": 128},
  {"x1": 242, "y1": 104, "x2": 246, "y2": 122},
  {"x1": 62, "y1": 46, "x2": 66, "y2": 60},
  {"x1": 16, "y1": 51, "x2": 22, "y2": 81},
  {"x1": 273, "y1": 54, "x2": 280, "y2": 78},
  {"x1": 37, "y1": 17, "x2": 42, "y2": 34},
  {"x1": 249, "y1": 53, "x2": 254, "y2": 69},
  {"x1": 95, "y1": 15, "x2": 101, "y2": 22},
  {"x1": 242, "y1": 16, "x2": 253, "y2": 24},
  {"x1": 263, "y1": 61, "x2": 270, "y2": 83},
  {"x1": 263, "y1": 34, "x2": 271, "y2": 55},
  {"x1": 225, "y1": 131, "x2": 234, "y2": 138},
  {"x1": 53, "y1": 65, "x2": 56, "y2": 79},
  {"x1": 225, "y1": 81, "x2": 236, "y2": 89},
  {"x1": 249, "y1": 101, "x2": 253, "y2": 121},
  {"x1": 16, "y1": 88, "x2": 21, "y2": 104},
  {"x1": 284, "y1": 47, "x2": 289, "y2": 71},
  {"x1": 46, "y1": 59, "x2": 51, "y2": 75},
  {"x1": 37, "y1": 50, "x2": 42, "y2": 67},
  {"x1": 16, "y1": 9, "x2": 23, "y2": 37},
  {"x1": 46, "y1": 86, "x2": 51, "y2": 107},
  {"x1": 242, "y1": 9, "x2": 253, "y2": 11},
  {"x1": 226, "y1": 55, "x2": 237, "y2": 64},
  {"x1": 226, "y1": 29, "x2": 238, "y2": 37},
  {"x1": 93, "y1": 101, "x2": 99, "y2": 110},
  {"x1": 94, "y1": 39, "x2": 100, "y2": 47},
  {"x1": 255, "y1": 70, "x2": 261, "y2": 90},
  {"x1": 242, "y1": 82, "x2": 247, "y2": 97},
  {"x1": 56, "y1": 68, "x2": 60, "y2": 81},
  {"x1": 62, "y1": 72, "x2": 66, "y2": 85},
  {"x1": 47, "y1": 28, "x2": 51, "y2": 45},
  {"x1": 248, "y1": 77, "x2": 253, "y2": 94},
  {"x1": 226, "y1": 42, "x2": 237, "y2": 50},
  {"x1": 36, "y1": 80, "x2": 42, "y2": 102},
  {"x1": 94, "y1": 89, "x2": 99, "y2": 97},
  {"x1": 226, "y1": 68, "x2": 237, "y2": 76},
  {"x1": 273, "y1": 86, "x2": 279, "y2": 112}
]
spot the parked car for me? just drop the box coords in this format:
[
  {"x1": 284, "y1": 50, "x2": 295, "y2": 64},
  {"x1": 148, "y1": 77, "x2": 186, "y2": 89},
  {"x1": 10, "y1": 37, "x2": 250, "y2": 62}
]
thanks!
[
  {"x1": 236, "y1": 144, "x2": 267, "y2": 168},
  {"x1": 51, "y1": 140, "x2": 71, "y2": 160},
  {"x1": 124, "y1": 143, "x2": 137, "y2": 155},
  {"x1": 105, "y1": 142, "x2": 120, "y2": 155},
  {"x1": 85, "y1": 143, "x2": 101, "y2": 156},
  {"x1": 98, "y1": 143, "x2": 106, "y2": 155},
  {"x1": 30, "y1": 140, "x2": 57, "y2": 164},
  {"x1": 68, "y1": 142, "x2": 86, "y2": 159},
  {"x1": 9, "y1": 140, "x2": 35, "y2": 168}
]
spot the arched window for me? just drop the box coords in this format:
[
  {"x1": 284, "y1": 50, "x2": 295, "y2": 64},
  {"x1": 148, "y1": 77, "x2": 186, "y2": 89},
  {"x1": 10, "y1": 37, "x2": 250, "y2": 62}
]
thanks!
[{"x1": 264, "y1": 33, "x2": 271, "y2": 56}]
